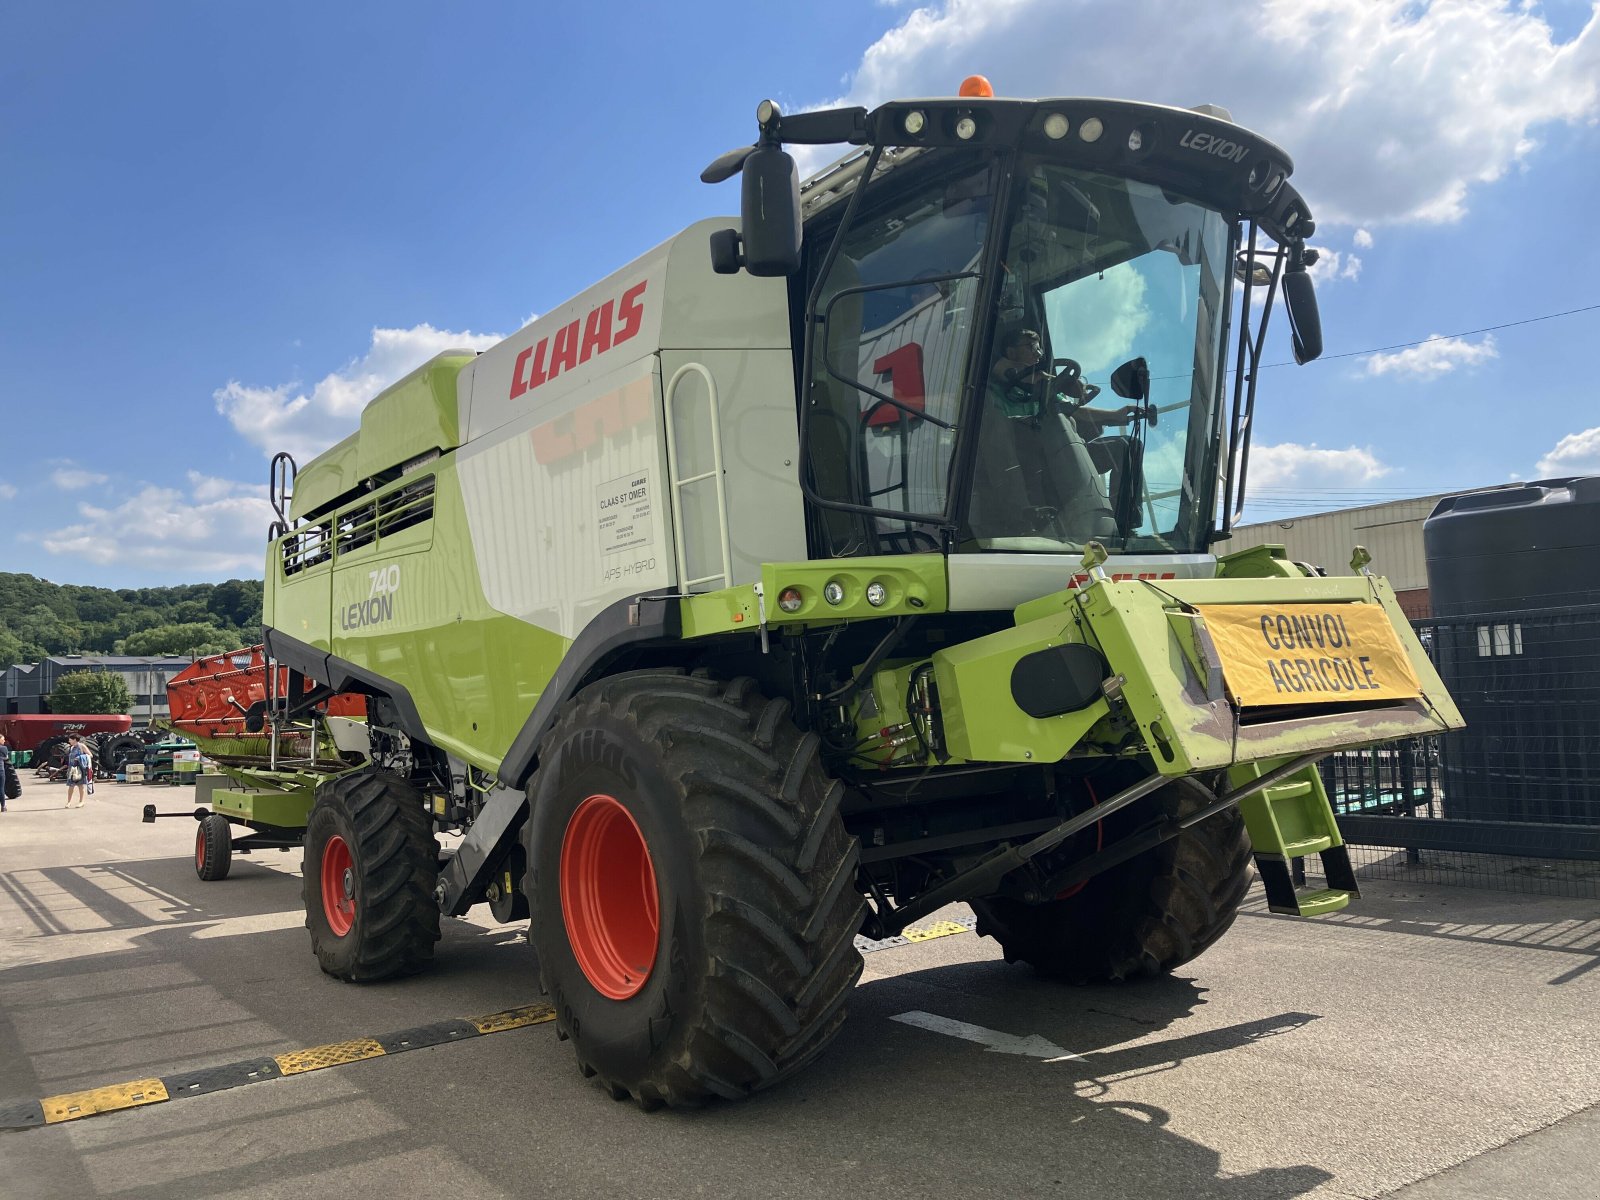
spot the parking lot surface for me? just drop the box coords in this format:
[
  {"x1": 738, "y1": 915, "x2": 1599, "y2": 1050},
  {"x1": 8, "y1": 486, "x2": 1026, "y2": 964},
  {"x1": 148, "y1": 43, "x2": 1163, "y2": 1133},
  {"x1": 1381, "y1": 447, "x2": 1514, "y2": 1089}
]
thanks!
[{"x1": 3, "y1": 779, "x2": 1598, "y2": 1199}]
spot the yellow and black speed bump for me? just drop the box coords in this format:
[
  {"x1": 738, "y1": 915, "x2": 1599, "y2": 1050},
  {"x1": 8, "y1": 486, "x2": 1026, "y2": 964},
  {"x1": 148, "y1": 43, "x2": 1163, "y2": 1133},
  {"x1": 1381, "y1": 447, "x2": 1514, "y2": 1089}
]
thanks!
[
  {"x1": 0, "y1": 1004, "x2": 553, "y2": 1133},
  {"x1": 855, "y1": 913, "x2": 977, "y2": 954}
]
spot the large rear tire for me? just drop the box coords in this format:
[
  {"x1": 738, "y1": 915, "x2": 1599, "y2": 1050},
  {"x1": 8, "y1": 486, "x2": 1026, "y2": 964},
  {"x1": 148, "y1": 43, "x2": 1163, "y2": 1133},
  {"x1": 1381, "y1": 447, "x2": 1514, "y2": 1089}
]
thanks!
[
  {"x1": 971, "y1": 776, "x2": 1252, "y2": 983},
  {"x1": 527, "y1": 671, "x2": 864, "y2": 1109},
  {"x1": 302, "y1": 768, "x2": 441, "y2": 982}
]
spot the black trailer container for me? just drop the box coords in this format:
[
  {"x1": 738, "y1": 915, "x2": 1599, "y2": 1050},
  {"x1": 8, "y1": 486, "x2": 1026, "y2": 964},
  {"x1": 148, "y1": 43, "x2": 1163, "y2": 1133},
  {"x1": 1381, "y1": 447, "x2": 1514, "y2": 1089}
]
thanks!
[{"x1": 1423, "y1": 477, "x2": 1600, "y2": 826}]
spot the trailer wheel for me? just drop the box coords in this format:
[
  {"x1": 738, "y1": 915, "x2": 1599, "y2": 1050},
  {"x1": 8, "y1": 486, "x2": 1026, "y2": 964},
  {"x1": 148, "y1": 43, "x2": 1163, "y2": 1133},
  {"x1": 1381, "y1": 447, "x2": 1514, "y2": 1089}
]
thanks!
[
  {"x1": 527, "y1": 671, "x2": 864, "y2": 1109},
  {"x1": 302, "y1": 768, "x2": 441, "y2": 982},
  {"x1": 971, "y1": 775, "x2": 1252, "y2": 983},
  {"x1": 195, "y1": 813, "x2": 233, "y2": 881}
]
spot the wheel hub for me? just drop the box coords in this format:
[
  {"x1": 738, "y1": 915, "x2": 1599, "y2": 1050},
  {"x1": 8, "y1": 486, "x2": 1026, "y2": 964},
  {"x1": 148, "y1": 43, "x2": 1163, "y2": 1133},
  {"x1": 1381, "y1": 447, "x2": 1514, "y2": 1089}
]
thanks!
[
  {"x1": 559, "y1": 793, "x2": 660, "y2": 1000},
  {"x1": 320, "y1": 834, "x2": 357, "y2": 937}
]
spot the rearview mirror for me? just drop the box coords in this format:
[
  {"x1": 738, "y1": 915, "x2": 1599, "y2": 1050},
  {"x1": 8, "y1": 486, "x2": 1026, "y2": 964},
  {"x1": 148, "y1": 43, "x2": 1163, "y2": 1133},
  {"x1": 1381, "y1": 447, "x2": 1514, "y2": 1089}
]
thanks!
[
  {"x1": 741, "y1": 145, "x2": 802, "y2": 277},
  {"x1": 1110, "y1": 356, "x2": 1150, "y2": 402},
  {"x1": 1283, "y1": 267, "x2": 1323, "y2": 364}
]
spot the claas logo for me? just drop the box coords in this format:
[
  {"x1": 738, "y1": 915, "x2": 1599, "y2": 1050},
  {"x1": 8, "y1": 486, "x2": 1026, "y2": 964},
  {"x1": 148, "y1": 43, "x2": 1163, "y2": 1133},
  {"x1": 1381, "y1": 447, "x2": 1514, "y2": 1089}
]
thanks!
[{"x1": 509, "y1": 281, "x2": 647, "y2": 401}]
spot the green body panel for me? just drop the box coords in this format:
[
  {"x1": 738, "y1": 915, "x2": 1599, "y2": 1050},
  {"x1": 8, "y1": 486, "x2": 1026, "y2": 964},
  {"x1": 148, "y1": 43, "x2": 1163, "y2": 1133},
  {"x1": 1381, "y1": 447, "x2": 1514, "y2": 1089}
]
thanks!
[
  {"x1": 1213, "y1": 542, "x2": 1304, "y2": 579},
  {"x1": 354, "y1": 353, "x2": 474, "y2": 482},
  {"x1": 934, "y1": 619, "x2": 1112, "y2": 763},
  {"x1": 210, "y1": 785, "x2": 316, "y2": 828},
  {"x1": 935, "y1": 574, "x2": 1461, "y2": 772},
  {"x1": 680, "y1": 555, "x2": 949, "y2": 637},
  {"x1": 268, "y1": 458, "x2": 571, "y2": 774},
  {"x1": 290, "y1": 433, "x2": 361, "y2": 522}
]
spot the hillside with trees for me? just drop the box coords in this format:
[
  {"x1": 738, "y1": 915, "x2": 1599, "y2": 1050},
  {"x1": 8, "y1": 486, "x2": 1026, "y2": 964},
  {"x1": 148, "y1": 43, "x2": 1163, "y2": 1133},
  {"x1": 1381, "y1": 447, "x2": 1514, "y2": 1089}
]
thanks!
[{"x1": 0, "y1": 573, "x2": 263, "y2": 667}]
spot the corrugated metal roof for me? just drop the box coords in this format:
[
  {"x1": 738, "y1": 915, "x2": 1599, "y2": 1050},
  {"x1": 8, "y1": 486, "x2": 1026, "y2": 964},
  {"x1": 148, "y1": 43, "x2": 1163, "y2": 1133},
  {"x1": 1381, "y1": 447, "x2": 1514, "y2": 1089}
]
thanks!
[
  {"x1": 42, "y1": 655, "x2": 194, "y2": 667},
  {"x1": 1218, "y1": 490, "x2": 1491, "y2": 590}
]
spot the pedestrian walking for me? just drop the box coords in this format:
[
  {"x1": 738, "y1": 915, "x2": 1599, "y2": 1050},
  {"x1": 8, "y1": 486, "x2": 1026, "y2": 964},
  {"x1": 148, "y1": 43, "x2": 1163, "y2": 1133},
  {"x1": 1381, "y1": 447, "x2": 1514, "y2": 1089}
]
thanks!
[
  {"x1": 0, "y1": 733, "x2": 11, "y2": 813},
  {"x1": 63, "y1": 734, "x2": 92, "y2": 809}
]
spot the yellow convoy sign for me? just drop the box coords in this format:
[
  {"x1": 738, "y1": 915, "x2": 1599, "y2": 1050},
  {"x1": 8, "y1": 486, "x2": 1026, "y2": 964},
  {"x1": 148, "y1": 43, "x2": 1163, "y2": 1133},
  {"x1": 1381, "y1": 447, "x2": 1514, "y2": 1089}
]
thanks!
[{"x1": 1195, "y1": 603, "x2": 1423, "y2": 707}]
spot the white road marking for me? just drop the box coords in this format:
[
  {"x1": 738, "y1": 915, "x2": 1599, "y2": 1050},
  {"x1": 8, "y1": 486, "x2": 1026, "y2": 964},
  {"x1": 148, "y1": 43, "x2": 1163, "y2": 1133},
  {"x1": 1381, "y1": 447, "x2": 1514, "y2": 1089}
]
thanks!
[{"x1": 890, "y1": 1009, "x2": 1085, "y2": 1060}]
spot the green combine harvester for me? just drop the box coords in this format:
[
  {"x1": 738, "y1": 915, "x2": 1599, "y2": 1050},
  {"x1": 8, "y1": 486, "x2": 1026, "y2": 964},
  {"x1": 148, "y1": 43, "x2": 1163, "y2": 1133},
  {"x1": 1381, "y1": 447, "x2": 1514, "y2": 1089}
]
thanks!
[{"x1": 220, "y1": 78, "x2": 1461, "y2": 1108}]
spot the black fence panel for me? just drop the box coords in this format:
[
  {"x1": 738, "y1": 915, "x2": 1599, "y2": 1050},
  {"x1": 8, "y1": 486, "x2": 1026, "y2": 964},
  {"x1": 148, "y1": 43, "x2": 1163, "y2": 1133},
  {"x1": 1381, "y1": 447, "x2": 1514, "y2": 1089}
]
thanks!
[{"x1": 1317, "y1": 604, "x2": 1600, "y2": 883}]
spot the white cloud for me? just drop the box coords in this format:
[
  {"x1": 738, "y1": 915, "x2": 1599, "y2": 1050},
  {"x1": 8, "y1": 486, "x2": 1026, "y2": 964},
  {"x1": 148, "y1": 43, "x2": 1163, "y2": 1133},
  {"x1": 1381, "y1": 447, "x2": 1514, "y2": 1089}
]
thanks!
[
  {"x1": 1364, "y1": 333, "x2": 1498, "y2": 377},
  {"x1": 823, "y1": 0, "x2": 1600, "y2": 226},
  {"x1": 1310, "y1": 247, "x2": 1362, "y2": 284},
  {"x1": 36, "y1": 474, "x2": 273, "y2": 574},
  {"x1": 215, "y1": 323, "x2": 503, "y2": 462},
  {"x1": 1536, "y1": 427, "x2": 1600, "y2": 477},
  {"x1": 1043, "y1": 260, "x2": 1148, "y2": 374},
  {"x1": 0, "y1": 483, "x2": 16, "y2": 501},
  {"x1": 51, "y1": 465, "x2": 109, "y2": 490},
  {"x1": 1353, "y1": 228, "x2": 1374, "y2": 249},
  {"x1": 1249, "y1": 442, "x2": 1392, "y2": 489},
  {"x1": 187, "y1": 470, "x2": 268, "y2": 504}
]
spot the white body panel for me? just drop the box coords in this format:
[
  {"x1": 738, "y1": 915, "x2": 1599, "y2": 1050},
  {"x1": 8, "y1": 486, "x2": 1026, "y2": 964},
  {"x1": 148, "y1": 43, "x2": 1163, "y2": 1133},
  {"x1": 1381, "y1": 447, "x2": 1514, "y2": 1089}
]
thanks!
[
  {"x1": 453, "y1": 220, "x2": 799, "y2": 636},
  {"x1": 457, "y1": 356, "x2": 671, "y2": 640},
  {"x1": 947, "y1": 553, "x2": 1218, "y2": 610}
]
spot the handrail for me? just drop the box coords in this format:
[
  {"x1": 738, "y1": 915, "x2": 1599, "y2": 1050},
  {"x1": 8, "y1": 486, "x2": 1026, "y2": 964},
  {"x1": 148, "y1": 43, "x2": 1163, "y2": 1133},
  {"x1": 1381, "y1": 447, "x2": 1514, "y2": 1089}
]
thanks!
[{"x1": 663, "y1": 362, "x2": 733, "y2": 592}]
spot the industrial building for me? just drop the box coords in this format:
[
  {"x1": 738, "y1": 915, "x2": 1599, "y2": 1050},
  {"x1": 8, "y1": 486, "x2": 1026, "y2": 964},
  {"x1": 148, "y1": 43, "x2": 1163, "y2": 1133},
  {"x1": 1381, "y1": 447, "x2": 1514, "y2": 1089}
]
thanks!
[
  {"x1": 0, "y1": 654, "x2": 192, "y2": 718},
  {"x1": 1218, "y1": 488, "x2": 1501, "y2": 619}
]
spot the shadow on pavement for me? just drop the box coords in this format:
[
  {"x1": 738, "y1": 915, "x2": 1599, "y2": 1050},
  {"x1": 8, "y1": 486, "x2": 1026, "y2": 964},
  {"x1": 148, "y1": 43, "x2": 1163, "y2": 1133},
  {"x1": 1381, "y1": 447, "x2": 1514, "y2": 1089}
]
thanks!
[
  {"x1": 3, "y1": 890, "x2": 1333, "y2": 1200},
  {"x1": 1237, "y1": 893, "x2": 1600, "y2": 985}
]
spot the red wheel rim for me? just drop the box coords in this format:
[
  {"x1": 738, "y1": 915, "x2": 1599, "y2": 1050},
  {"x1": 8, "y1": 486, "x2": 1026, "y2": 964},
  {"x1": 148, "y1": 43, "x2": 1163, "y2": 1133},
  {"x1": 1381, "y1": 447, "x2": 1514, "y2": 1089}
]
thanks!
[
  {"x1": 195, "y1": 825, "x2": 206, "y2": 872},
  {"x1": 560, "y1": 793, "x2": 660, "y2": 1000},
  {"x1": 320, "y1": 834, "x2": 356, "y2": 937}
]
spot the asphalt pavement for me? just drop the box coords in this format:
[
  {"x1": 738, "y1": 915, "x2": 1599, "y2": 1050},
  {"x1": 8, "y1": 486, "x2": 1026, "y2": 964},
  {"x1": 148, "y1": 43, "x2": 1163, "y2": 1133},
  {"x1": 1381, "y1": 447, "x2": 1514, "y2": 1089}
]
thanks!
[{"x1": 2, "y1": 777, "x2": 1598, "y2": 1199}]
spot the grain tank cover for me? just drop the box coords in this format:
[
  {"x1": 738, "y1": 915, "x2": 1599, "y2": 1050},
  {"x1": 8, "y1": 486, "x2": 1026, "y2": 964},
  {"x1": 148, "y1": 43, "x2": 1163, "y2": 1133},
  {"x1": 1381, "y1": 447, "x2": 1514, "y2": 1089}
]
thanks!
[
  {"x1": 288, "y1": 432, "x2": 360, "y2": 522},
  {"x1": 356, "y1": 351, "x2": 476, "y2": 481},
  {"x1": 1424, "y1": 477, "x2": 1600, "y2": 614},
  {"x1": 287, "y1": 351, "x2": 476, "y2": 523}
]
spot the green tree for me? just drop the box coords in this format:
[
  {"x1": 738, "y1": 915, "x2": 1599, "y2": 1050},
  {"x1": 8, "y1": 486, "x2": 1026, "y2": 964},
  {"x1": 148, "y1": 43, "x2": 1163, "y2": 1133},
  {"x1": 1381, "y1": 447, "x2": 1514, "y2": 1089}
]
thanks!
[
  {"x1": 120, "y1": 623, "x2": 230, "y2": 656},
  {"x1": 208, "y1": 579, "x2": 262, "y2": 628},
  {"x1": 13, "y1": 604, "x2": 78, "y2": 655},
  {"x1": 51, "y1": 669, "x2": 132, "y2": 714},
  {"x1": 0, "y1": 628, "x2": 36, "y2": 671}
]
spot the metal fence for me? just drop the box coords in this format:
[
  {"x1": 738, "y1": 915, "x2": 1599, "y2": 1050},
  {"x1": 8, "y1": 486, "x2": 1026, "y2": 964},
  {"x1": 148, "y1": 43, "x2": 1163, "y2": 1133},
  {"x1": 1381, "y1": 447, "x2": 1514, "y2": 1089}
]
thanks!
[{"x1": 1314, "y1": 603, "x2": 1600, "y2": 898}]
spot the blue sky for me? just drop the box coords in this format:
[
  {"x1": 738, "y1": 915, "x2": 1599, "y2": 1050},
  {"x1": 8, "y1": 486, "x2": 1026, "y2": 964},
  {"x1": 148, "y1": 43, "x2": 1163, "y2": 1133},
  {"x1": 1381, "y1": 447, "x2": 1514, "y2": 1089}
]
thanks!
[{"x1": 3, "y1": 0, "x2": 1597, "y2": 587}]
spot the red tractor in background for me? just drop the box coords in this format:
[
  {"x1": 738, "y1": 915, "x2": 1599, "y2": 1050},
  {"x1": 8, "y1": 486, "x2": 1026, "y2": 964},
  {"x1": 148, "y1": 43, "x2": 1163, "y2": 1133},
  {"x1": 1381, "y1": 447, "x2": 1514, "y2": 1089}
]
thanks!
[{"x1": 0, "y1": 713, "x2": 140, "y2": 776}]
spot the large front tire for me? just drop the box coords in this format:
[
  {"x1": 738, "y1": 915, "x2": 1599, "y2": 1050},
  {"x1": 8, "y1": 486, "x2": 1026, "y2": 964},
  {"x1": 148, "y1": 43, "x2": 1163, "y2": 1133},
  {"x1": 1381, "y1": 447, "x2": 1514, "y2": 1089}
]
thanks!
[
  {"x1": 527, "y1": 672, "x2": 864, "y2": 1109},
  {"x1": 972, "y1": 776, "x2": 1252, "y2": 983},
  {"x1": 302, "y1": 769, "x2": 441, "y2": 982}
]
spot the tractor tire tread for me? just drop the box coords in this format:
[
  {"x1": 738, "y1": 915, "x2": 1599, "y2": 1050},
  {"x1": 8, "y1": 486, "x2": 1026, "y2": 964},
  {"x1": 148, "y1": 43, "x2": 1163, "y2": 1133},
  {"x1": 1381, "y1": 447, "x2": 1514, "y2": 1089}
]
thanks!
[
  {"x1": 538, "y1": 672, "x2": 864, "y2": 1108},
  {"x1": 303, "y1": 769, "x2": 440, "y2": 982},
  {"x1": 974, "y1": 776, "x2": 1252, "y2": 984}
]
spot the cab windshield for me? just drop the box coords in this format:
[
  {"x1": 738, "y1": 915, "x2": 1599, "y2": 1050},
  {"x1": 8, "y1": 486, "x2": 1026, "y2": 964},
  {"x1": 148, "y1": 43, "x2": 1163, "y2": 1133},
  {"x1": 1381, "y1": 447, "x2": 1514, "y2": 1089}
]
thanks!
[
  {"x1": 966, "y1": 161, "x2": 1230, "y2": 553},
  {"x1": 801, "y1": 152, "x2": 1231, "y2": 557}
]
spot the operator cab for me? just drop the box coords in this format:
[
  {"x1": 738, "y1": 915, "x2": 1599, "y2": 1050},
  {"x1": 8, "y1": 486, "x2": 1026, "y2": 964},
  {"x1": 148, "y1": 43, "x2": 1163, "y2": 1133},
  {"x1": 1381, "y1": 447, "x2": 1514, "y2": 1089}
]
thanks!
[{"x1": 705, "y1": 82, "x2": 1322, "y2": 564}]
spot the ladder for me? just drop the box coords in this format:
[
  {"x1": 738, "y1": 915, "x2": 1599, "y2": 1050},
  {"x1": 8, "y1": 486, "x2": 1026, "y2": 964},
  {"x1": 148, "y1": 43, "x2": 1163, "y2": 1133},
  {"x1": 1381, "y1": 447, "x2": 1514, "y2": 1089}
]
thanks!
[
  {"x1": 663, "y1": 363, "x2": 733, "y2": 592},
  {"x1": 1231, "y1": 759, "x2": 1361, "y2": 916}
]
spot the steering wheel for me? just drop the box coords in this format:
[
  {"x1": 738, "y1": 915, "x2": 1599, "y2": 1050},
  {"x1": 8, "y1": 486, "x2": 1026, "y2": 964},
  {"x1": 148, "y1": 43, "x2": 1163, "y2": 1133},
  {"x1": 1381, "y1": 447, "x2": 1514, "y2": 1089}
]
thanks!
[{"x1": 1050, "y1": 358, "x2": 1100, "y2": 403}]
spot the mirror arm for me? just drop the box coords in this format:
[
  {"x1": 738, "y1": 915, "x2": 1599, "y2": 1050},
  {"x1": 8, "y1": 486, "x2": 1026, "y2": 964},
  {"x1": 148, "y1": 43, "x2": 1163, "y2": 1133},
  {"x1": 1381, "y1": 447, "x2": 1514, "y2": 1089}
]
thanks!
[{"x1": 1222, "y1": 226, "x2": 1286, "y2": 530}]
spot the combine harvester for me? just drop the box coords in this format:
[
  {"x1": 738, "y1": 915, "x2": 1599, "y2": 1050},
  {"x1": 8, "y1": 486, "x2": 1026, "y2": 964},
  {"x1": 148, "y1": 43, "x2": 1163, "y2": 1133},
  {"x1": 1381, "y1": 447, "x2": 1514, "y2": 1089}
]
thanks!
[{"x1": 174, "y1": 77, "x2": 1462, "y2": 1107}]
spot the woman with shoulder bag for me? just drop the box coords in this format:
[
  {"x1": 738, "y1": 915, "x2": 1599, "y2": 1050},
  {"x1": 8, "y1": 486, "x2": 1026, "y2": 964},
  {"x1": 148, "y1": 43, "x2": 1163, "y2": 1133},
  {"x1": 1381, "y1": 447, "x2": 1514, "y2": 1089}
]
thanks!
[{"x1": 64, "y1": 734, "x2": 92, "y2": 809}]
